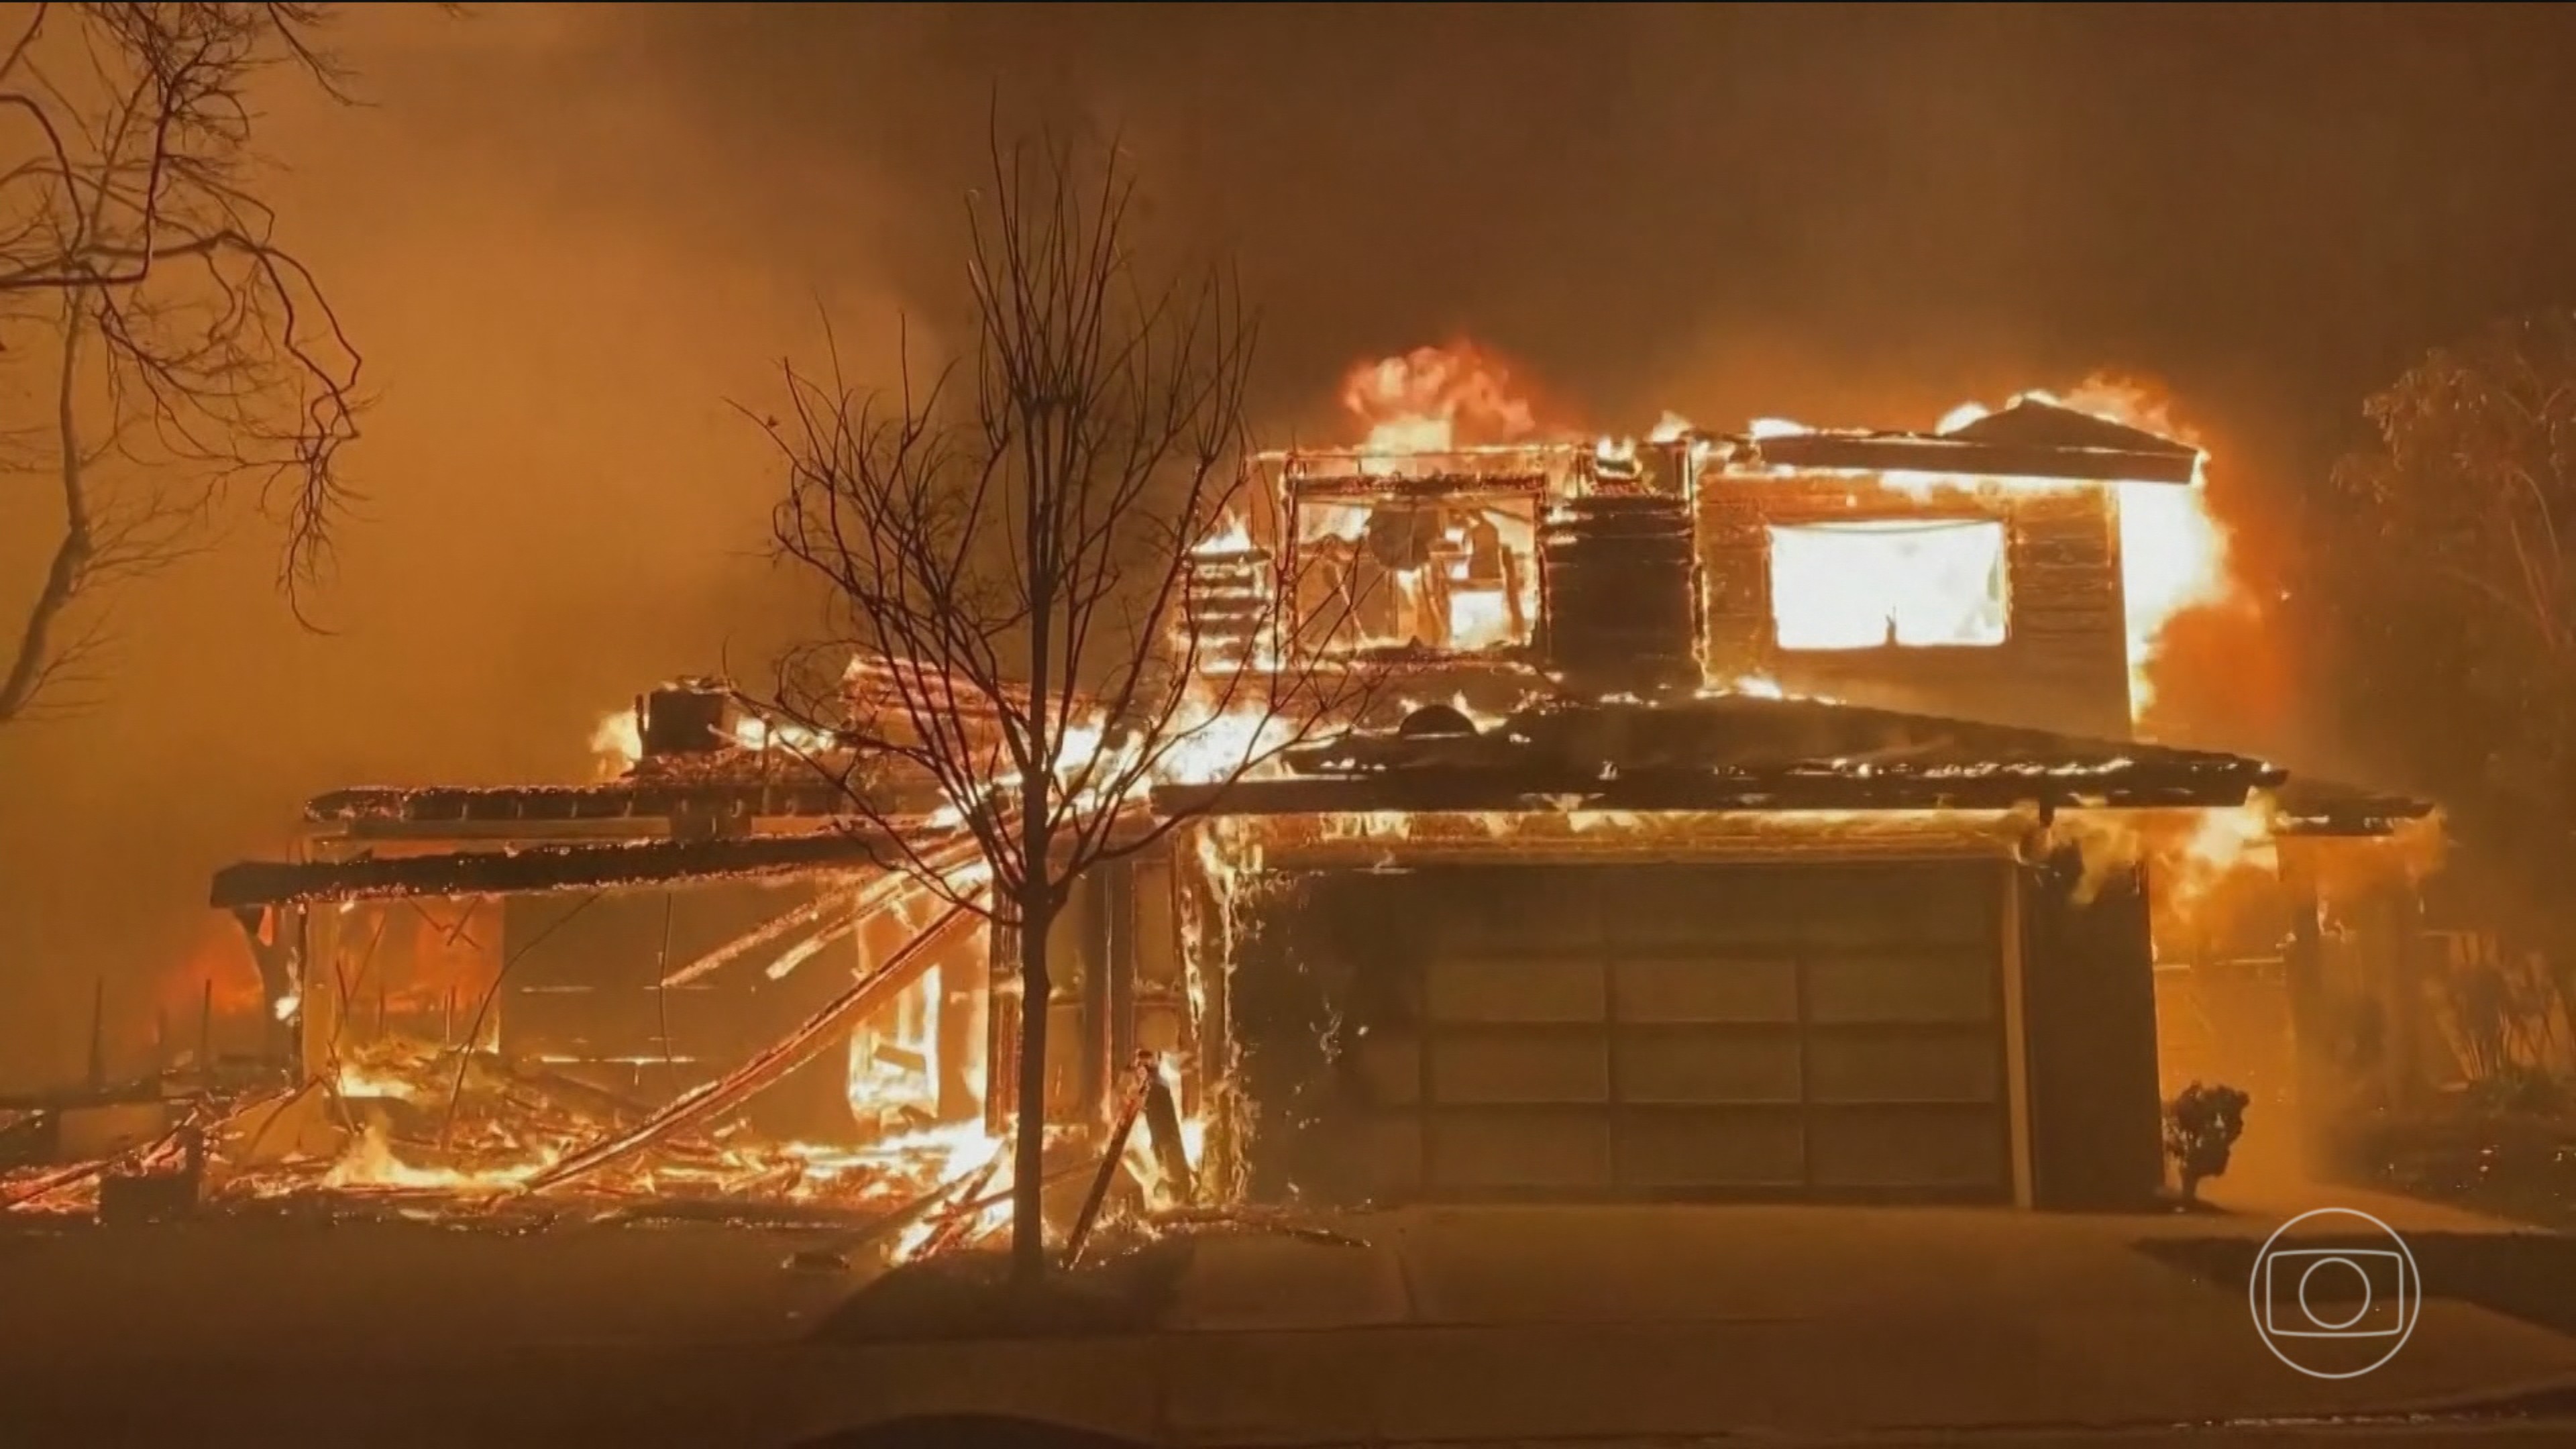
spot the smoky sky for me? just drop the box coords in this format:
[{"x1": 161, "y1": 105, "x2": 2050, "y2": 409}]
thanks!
[
  {"x1": 7, "y1": 1, "x2": 2576, "y2": 1086},
  {"x1": 608, "y1": 3, "x2": 2576, "y2": 451}
]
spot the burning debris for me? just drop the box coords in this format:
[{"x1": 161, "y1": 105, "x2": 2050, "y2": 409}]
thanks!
[{"x1": 17, "y1": 702, "x2": 1234, "y2": 1264}]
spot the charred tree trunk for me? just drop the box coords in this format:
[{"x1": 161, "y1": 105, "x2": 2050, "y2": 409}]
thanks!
[{"x1": 1012, "y1": 888, "x2": 1055, "y2": 1283}]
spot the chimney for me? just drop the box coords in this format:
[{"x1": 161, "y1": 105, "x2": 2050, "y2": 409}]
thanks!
[{"x1": 638, "y1": 678, "x2": 735, "y2": 759}]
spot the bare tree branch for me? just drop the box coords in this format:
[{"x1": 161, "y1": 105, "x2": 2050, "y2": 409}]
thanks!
[
  {"x1": 0, "y1": 1, "x2": 376, "y2": 724},
  {"x1": 749, "y1": 123, "x2": 1380, "y2": 1283}
]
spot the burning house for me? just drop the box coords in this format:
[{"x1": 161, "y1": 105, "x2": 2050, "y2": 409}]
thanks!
[
  {"x1": 62, "y1": 382, "x2": 2430, "y2": 1238},
  {"x1": 1146, "y1": 400, "x2": 2432, "y2": 1209}
]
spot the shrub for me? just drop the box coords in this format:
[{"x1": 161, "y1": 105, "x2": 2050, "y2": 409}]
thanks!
[{"x1": 2165, "y1": 1082, "x2": 2252, "y2": 1202}]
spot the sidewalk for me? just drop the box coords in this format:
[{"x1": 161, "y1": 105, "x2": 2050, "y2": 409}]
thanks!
[{"x1": 797, "y1": 1198, "x2": 2576, "y2": 1445}]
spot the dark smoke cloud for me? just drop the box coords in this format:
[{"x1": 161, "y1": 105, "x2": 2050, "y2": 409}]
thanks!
[{"x1": 9, "y1": 3, "x2": 2576, "y2": 1085}]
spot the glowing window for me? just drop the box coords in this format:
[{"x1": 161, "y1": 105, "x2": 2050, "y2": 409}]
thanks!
[
  {"x1": 1767, "y1": 519, "x2": 2009, "y2": 650},
  {"x1": 1291, "y1": 498, "x2": 1539, "y2": 655}
]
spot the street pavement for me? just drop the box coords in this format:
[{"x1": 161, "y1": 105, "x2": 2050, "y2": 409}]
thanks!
[{"x1": 1, "y1": 1179, "x2": 2572, "y2": 1447}]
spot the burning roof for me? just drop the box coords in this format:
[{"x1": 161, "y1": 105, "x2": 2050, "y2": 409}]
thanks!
[
  {"x1": 1263, "y1": 398, "x2": 2206, "y2": 495},
  {"x1": 1733, "y1": 398, "x2": 2204, "y2": 487},
  {"x1": 1154, "y1": 694, "x2": 2281, "y2": 818},
  {"x1": 2269, "y1": 776, "x2": 2440, "y2": 838},
  {"x1": 302, "y1": 778, "x2": 857, "y2": 828},
  {"x1": 207, "y1": 826, "x2": 930, "y2": 910}
]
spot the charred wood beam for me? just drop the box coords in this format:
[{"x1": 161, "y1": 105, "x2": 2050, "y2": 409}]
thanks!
[
  {"x1": 208, "y1": 826, "x2": 939, "y2": 910},
  {"x1": 1139, "y1": 1057, "x2": 1196, "y2": 1207},
  {"x1": 655, "y1": 892, "x2": 844, "y2": 990},
  {"x1": 917, "y1": 1158, "x2": 1004, "y2": 1259},
  {"x1": 1063, "y1": 1053, "x2": 1158, "y2": 1267},
  {"x1": 1303, "y1": 696, "x2": 2266, "y2": 779},
  {"x1": 657, "y1": 842, "x2": 975, "y2": 989}
]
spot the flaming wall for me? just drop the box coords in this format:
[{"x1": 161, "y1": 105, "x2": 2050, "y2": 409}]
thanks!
[
  {"x1": 1698, "y1": 471, "x2": 2135, "y2": 741},
  {"x1": 269, "y1": 784, "x2": 1002, "y2": 1150}
]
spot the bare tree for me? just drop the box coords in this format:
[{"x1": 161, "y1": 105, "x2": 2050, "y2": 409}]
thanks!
[
  {"x1": 757, "y1": 131, "x2": 1368, "y2": 1283},
  {"x1": 0, "y1": 2, "x2": 366, "y2": 722}
]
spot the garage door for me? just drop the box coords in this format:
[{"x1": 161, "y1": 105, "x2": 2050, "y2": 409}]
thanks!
[{"x1": 1349, "y1": 859, "x2": 2012, "y2": 1200}]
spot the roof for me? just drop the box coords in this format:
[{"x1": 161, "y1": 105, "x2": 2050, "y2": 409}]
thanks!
[
  {"x1": 217, "y1": 707, "x2": 2437, "y2": 912},
  {"x1": 303, "y1": 776, "x2": 855, "y2": 827},
  {"x1": 1730, "y1": 399, "x2": 2203, "y2": 486},
  {"x1": 1945, "y1": 399, "x2": 2197, "y2": 458},
  {"x1": 209, "y1": 827, "x2": 924, "y2": 911},
  {"x1": 2269, "y1": 775, "x2": 2440, "y2": 838},
  {"x1": 302, "y1": 742, "x2": 933, "y2": 828},
  {"x1": 1152, "y1": 695, "x2": 2281, "y2": 818}
]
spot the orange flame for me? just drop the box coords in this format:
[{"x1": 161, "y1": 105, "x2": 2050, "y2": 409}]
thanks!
[
  {"x1": 1938, "y1": 375, "x2": 2239, "y2": 722},
  {"x1": 2054, "y1": 376, "x2": 2236, "y2": 720},
  {"x1": 1340, "y1": 341, "x2": 1542, "y2": 453},
  {"x1": 156, "y1": 912, "x2": 268, "y2": 1032}
]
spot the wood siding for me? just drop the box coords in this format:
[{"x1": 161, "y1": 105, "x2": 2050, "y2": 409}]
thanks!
[{"x1": 1699, "y1": 471, "x2": 2135, "y2": 740}]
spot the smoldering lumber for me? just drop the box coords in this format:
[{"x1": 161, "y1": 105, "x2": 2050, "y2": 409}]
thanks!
[
  {"x1": 656, "y1": 893, "x2": 843, "y2": 989},
  {"x1": 0, "y1": 1156, "x2": 112, "y2": 1212},
  {"x1": 0, "y1": 1085, "x2": 294, "y2": 1213},
  {"x1": 807, "y1": 1146, "x2": 1099, "y2": 1262},
  {"x1": 1138, "y1": 1060, "x2": 1196, "y2": 1207},
  {"x1": 816, "y1": 1159, "x2": 994, "y2": 1260},
  {"x1": 1146, "y1": 1205, "x2": 1371, "y2": 1250},
  {"x1": 924, "y1": 1152, "x2": 1104, "y2": 1250},
  {"x1": 917, "y1": 1158, "x2": 1003, "y2": 1258},
  {"x1": 1064, "y1": 1055, "x2": 1159, "y2": 1266},
  {"x1": 524, "y1": 896, "x2": 984, "y2": 1193},
  {"x1": 657, "y1": 841, "x2": 983, "y2": 989}
]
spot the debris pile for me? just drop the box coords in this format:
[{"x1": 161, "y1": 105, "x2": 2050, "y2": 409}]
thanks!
[
  {"x1": 0, "y1": 1027, "x2": 1236, "y2": 1275},
  {"x1": 1, "y1": 1042, "x2": 991, "y2": 1234}
]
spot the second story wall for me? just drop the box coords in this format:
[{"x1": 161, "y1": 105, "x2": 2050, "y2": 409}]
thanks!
[{"x1": 1698, "y1": 470, "x2": 2135, "y2": 741}]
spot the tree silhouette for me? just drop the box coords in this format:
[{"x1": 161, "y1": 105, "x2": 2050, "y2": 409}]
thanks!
[
  {"x1": 2328, "y1": 307, "x2": 2576, "y2": 938},
  {"x1": 756, "y1": 128, "x2": 1368, "y2": 1282},
  {"x1": 1, "y1": 3, "x2": 368, "y2": 723}
]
